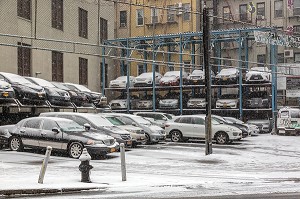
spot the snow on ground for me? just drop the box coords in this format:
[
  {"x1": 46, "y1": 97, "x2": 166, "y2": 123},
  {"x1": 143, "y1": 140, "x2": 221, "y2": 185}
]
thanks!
[{"x1": 1, "y1": 134, "x2": 300, "y2": 198}]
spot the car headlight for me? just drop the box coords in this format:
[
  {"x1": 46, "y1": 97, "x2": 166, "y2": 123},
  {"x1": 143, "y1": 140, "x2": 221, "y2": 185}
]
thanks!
[
  {"x1": 86, "y1": 139, "x2": 105, "y2": 145},
  {"x1": 229, "y1": 74, "x2": 236, "y2": 78},
  {"x1": 227, "y1": 127, "x2": 237, "y2": 132}
]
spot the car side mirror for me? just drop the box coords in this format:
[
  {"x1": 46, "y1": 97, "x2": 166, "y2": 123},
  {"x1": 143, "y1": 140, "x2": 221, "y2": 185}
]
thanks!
[
  {"x1": 52, "y1": 127, "x2": 60, "y2": 134},
  {"x1": 84, "y1": 123, "x2": 91, "y2": 131}
]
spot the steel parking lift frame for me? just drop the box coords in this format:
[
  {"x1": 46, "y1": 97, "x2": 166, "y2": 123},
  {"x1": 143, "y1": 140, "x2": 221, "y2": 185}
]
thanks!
[{"x1": 102, "y1": 27, "x2": 277, "y2": 124}]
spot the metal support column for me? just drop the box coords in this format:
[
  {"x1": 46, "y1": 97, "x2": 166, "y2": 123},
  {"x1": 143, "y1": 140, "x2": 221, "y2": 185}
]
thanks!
[
  {"x1": 101, "y1": 46, "x2": 106, "y2": 95},
  {"x1": 238, "y1": 32, "x2": 243, "y2": 120},
  {"x1": 271, "y1": 43, "x2": 278, "y2": 133},
  {"x1": 152, "y1": 39, "x2": 156, "y2": 112},
  {"x1": 191, "y1": 41, "x2": 196, "y2": 96},
  {"x1": 126, "y1": 39, "x2": 131, "y2": 113},
  {"x1": 179, "y1": 35, "x2": 183, "y2": 115}
]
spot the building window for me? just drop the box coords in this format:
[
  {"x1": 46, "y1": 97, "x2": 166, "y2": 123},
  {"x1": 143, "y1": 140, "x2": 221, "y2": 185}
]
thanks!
[
  {"x1": 223, "y1": 57, "x2": 232, "y2": 67},
  {"x1": 136, "y1": 9, "x2": 144, "y2": 26},
  {"x1": 257, "y1": 54, "x2": 266, "y2": 67},
  {"x1": 294, "y1": 25, "x2": 300, "y2": 34},
  {"x1": 18, "y1": 42, "x2": 31, "y2": 76},
  {"x1": 100, "y1": 18, "x2": 108, "y2": 44},
  {"x1": 295, "y1": 53, "x2": 300, "y2": 63},
  {"x1": 223, "y1": 6, "x2": 230, "y2": 22},
  {"x1": 183, "y1": 3, "x2": 191, "y2": 21},
  {"x1": 52, "y1": 51, "x2": 63, "y2": 82},
  {"x1": 79, "y1": 8, "x2": 88, "y2": 38},
  {"x1": 17, "y1": 0, "x2": 31, "y2": 20},
  {"x1": 184, "y1": 61, "x2": 191, "y2": 73},
  {"x1": 167, "y1": 5, "x2": 176, "y2": 22},
  {"x1": 168, "y1": 64, "x2": 174, "y2": 71},
  {"x1": 52, "y1": 0, "x2": 63, "y2": 30},
  {"x1": 79, "y1": 58, "x2": 88, "y2": 85},
  {"x1": 239, "y1": 4, "x2": 248, "y2": 22},
  {"x1": 120, "y1": 11, "x2": 127, "y2": 28},
  {"x1": 256, "y1": 2, "x2": 265, "y2": 20},
  {"x1": 294, "y1": 0, "x2": 300, "y2": 16},
  {"x1": 151, "y1": 8, "x2": 159, "y2": 23},
  {"x1": 137, "y1": 65, "x2": 144, "y2": 75},
  {"x1": 274, "y1": 0, "x2": 283, "y2": 18},
  {"x1": 278, "y1": 53, "x2": 284, "y2": 63},
  {"x1": 154, "y1": 64, "x2": 159, "y2": 72}
]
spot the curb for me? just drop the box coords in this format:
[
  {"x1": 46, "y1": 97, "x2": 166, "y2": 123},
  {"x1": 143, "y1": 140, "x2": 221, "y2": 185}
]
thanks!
[{"x1": 0, "y1": 187, "x2": 104, "y2": 197}]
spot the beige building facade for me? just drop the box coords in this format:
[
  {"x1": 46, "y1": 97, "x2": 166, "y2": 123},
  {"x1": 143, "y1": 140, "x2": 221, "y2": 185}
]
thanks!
[{"x1": 0, "y1": 0, "x2": 115, "y2": 92}]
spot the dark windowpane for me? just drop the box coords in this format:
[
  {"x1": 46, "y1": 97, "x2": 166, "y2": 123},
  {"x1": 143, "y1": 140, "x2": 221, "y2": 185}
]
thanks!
[
  {"x1": 100, "y1": 18, "x2": 108, "y2": 44},
  {"x1": 79, "y1": 57, "x2": 88, "y2": 85},
  {"x1": 120, "y1": 11, "x2": 127, "y2": 27},
  {"x1": 52, "y1": 51, "x2": 63, "y2": 82},
  {"x1": 275, "y1": 1, "x2": 283, "y2": 18},
  {"x1": 257, "y1": 54, "x2": 266, "y2": 67},
  {"x1": 52, "y1": 0, "x2": 63, "y2": 30},
  {"x1": 18, "y1": 42, "x2": 31, "y2": 76},
  {"x1": 239, "y1": 4, "x2": 248, "y2": 22},
  {"x1": 79, "y1": 8, "x2": 88, "y2": 38},
  {"x1": 17, "y1": 0, "x2": 31, "y2": 20}
]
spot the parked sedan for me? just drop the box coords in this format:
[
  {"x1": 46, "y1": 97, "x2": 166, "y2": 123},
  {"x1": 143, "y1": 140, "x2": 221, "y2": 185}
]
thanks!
[
  {"x1": 63, "y1": 83, "x2": 107, "y2": 107},
  {"x1": 0, "y1": 72, "x2": 47, "y2": 105},
  {"x1": 103, "y1": 115, "x2": 146, "y2": 147},
  {"x1": 0, "y1": 80, "x2": 15, "y2": 104},
  {"x1": 134, "y1": 72, "x2": 163, "y2": 87},
  {"x1": 159, "y1": 92, "x2": 189, "y2": 109},
  {"x1": 109, "y1": 76, "x2": 136, "y2": 88},
  {"x1": 25, "y1": 77, "x2": 71, "y2": 106},
  {"x1": 109, "y1": 94, "x2": 139, "y2": 110},
  {"x1": 215, "y1": 68, "x2": 239, "y2": 84},
  {"x1": 159, "y1": 71, "x2": 188, "y2": 86},
  {"x1": 40, "y1": 112, "x2": 133, "y2": 147},
  {"x1": 246, "y1": 119, "x2": 271, "y2": 134},
  {"x1": 0, "y1": 117, "x2": 119, "y2": 158},
  {"x1": 106, "y1": 113, "x2": 166, "y2": 144},
  {"x1": 187, "y1": 93, "x2": 206, "y2": 109},
  {"x1": 165, "y1": 114, "x2": 242, "y2": 144},
  {"x1": 187, "y1": 69, "x2": 216, "y2": 85},
  {"x1": 51, "y1": 81, "x2": 88, "y2": 107},
  {"x1": 216, "y1": 94, "x2": 239, "y2": 109},
  {"x1": 224, "y1": 116, "x2": 259, "y2": 136},
  {"x1": 245, "y1": 67, "x2": 271, "y2": 83},
  {"x1": 245, "y1": 91, "x2": 270, "y2": 108},
  {"x1": 136, "y1": 94, "x2": 162, "y2": 109},
  {"x1": 133, "y1": 112, "x2": 174, "y2": 129}
]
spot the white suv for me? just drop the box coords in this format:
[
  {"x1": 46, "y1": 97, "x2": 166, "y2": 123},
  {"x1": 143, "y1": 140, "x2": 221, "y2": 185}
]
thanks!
[
  {"x1": 245, "y1": 67, "x2": 271, "y2": 83},
  {"x1": 165, "y1": 114, "x2": 242, "y2": 144}
]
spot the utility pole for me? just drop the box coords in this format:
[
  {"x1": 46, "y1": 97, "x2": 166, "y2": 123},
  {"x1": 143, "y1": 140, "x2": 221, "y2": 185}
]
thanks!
[{"x1": 203, "y1": 5, "x2": 213, "y2": 155}]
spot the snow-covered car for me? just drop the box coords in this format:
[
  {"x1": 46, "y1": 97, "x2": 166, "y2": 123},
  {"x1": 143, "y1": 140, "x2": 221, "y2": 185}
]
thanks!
[
  {"x1": 159, "y1": 71, "x2": 188, "y2": 86},
  {"x1": 187, "y1": 93, "x2": 206, "y2": 109},
  {"x1": 245, "y1": 67, "x2": 271, "y2": 83},
  {"x1": 216, "y1": 94, "x2": 239, "y2": 109},
  {"x1": 63, "y1": 83, "x2": 107, "y2": 107},
  {"x1": 215, "y1": 68, "x2": 239, "y2": 84},
  {"x1": 187, "y1": 69, "x2": 216, "y2": 85},
  {"x1": 134, "y1": 72, "x2": 163, "y2": 87},
  {"x1": 0, "y1": 79, "x2": 15, "y2": 104},
  {"x1": 246, "y1": 119, "x2": 271, "y2": 134},
  {"x1": 109, "y1": 94, "x2": 139, "y2": 110},
  {"x1": 159, "y1": 92, "x2": 189, "y2": 109},
  {"x1": 245, "y1": 91, "x2": 270, "y2": 108},
  {"x1": 109, "y1": 76, "x2": 136, "y2": 88},
  {"x1": 133, "y1": 112, "x2": 174, "y2": 129},
  {"x1": 105, "y1": 113, "x2": 166, "y2": 144},
  {"x1": 0, "y1": 116, "x2": 119, "y2": 158},
  {"x1": 103, "y1": 114, "x2": 146, "y2": 147},
  {"x1": 165, "y1": 114, "x2": 242, "y2": 144},
  {"x1": 136, "y1": 94, "x2": 162, "y2": 109},
  {"x1": 223, "y1": 116, "x2": 259, "y2": 136},
  {"x1": 213, "y1": 115, "x2": 249, "y2": 138}
]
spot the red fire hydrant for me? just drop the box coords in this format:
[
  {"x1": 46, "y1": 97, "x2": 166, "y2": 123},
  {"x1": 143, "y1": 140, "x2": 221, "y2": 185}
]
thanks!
[{"x1": 79, "y1": 148, "x2": 93, "y2": 183}]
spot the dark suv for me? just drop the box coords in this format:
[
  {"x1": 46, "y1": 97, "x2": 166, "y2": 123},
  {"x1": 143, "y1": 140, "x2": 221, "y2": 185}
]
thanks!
[{"x1": 245, "y1": 91, "x2": 270, "y2": 108}]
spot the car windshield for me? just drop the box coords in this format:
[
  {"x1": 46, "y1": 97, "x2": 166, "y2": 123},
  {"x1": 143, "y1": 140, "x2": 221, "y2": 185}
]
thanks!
[
  {"x1": 116, "y1": 76, "x2": 128, "y2": 81},
  {"x1": 250, "y1": 67, "x2": 268, "y2": 72},
  {"x1": 211, "y1": 118, "x2": 220, "y2": 125},
  {"x1": 105, "y1": 116, "x2": 125, "y2": 126},
  {"x1": 132, "y1": 116, "x2": 151, "y2": 125},
  {"x1": 87, "y1": 115, "x2": 114, "y2": 127},
  {"x1": 219, "y1": 68, "x2": 236, "y2": 74},
  {"x1": 51, "y1": 82, "x2": 70, "y2": 90},
  {"x1": 73, "y1": 84, "x2": 91, "y2": 92},
  {"x1": 191, "y1": 70, "x2": 204, "y2": 75},
  {"x1": 29, "y1": 78, "x2": 55, "y2": 88},
  {"x1": 225, "y1": 117, "x2": 244, "y2": 124},
  {"x1": 219, "y1": 94, "x2": 238, "y2": 99},
  {"x1": 249, "y1": 92, "x2": 267, "y2": 98},
  {"x1": 3, "y1": 73, "x2": 34, "y2": 85},
  {"x1": 138, "y1": 72, "x2": 155, "y2": 78},
  {"x1": 164, "y1": 114, "x2": 173, "y2": 119},
  {"x1": 57, "y1": 120, "x2": 85, "y2": 132},
  {"x1": 247, "y1": 120, "x2": 269, "y2": 124},
  {"x1": 164, "y1": 71, "x2": 179, "y2": 77}
]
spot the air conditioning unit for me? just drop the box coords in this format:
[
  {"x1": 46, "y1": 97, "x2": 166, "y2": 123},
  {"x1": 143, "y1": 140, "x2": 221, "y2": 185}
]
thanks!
[
  {"x1": 284, "y1": 50, "x2": 294, "y2": 58},
  {"x1": 176, "y1": 2, "x2": 183, "y2": 15}
]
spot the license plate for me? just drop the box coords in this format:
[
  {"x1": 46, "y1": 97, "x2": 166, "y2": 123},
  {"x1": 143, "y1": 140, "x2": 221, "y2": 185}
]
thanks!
[
  {"x1": 254, "y1": 77, "x2": 258, "y2": 80},
  {"x1": 2, "y1": 92, "x2": 8, "y2": 97},
  {"x1": 224, "y1": 104, "x2": 227, "y2": 108},
  {"x1": 110, "y1": 148, "x2": 116, "y2": 153},
  {"x1": 38, "y1": 93, "x2": 44, "y2": 97},
  {"x1": 127, "y1": 140, "x2": 132, "y2": 146},
  {"x1": 223, "y1": 77, "x2": 227, "y2": 81}
]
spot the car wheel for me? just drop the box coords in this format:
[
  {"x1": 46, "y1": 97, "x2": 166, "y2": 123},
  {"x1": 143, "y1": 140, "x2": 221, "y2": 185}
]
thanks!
[
  {"x1": 68, "y1": 142, "x2": 83, "y2": 159},
  {"x1": 215, "y1": 132, "x2": 229, "y2": 144},
  {"x1": 145, "y1": 133, "x2": 151, "y2": 144},
  {"x1": 170, "y1": 130, "x2": 183, "y2": 142},
  {"x1": 9, "y1": 136, "x2": 23, "y2": 151}
]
